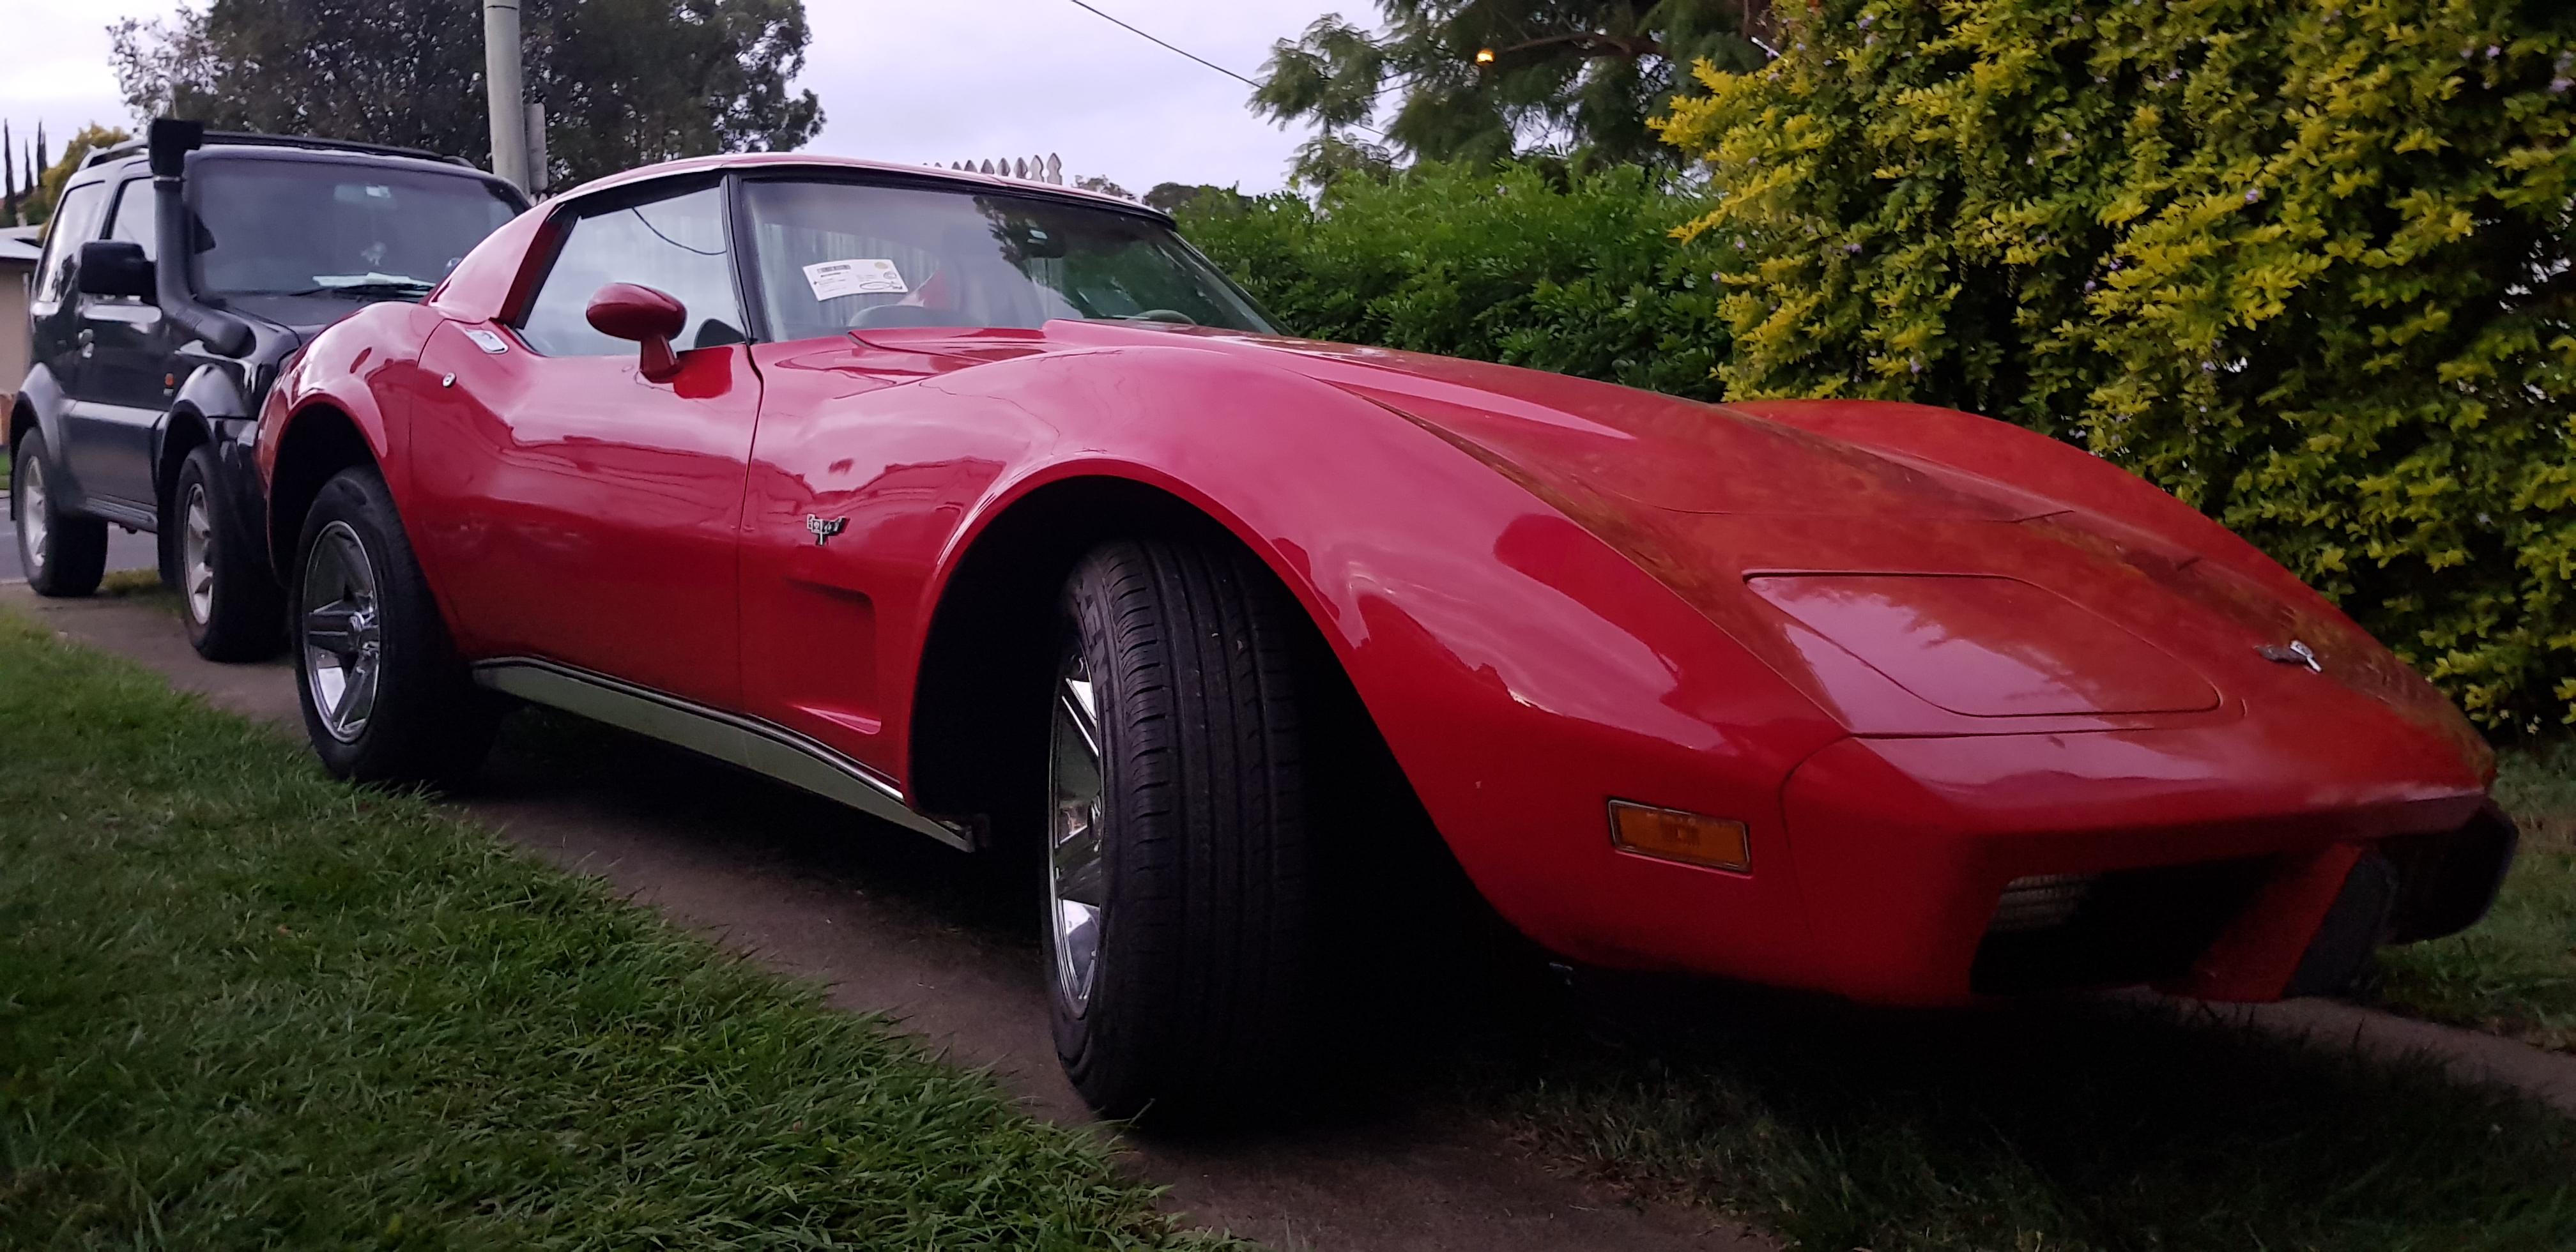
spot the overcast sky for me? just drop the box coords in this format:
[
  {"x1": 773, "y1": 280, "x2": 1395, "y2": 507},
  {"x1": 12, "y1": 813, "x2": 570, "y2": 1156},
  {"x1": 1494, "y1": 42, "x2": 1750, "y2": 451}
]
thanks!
[{"x1": 0, "y1": 0, "x2": 1360, "y2": 194}]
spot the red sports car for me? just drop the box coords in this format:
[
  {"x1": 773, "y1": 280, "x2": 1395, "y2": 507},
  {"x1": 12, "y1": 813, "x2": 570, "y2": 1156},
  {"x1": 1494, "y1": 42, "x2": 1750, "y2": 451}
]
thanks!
[{"x1": 257, "y1": 154, "x2": 2515, "y2": 1119}]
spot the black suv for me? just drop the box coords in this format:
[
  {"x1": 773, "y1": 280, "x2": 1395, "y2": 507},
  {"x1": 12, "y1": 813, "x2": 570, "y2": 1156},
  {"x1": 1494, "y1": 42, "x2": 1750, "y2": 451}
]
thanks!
[{"x1": 9, "y1": 120, "x2": 526, "y2": 657}]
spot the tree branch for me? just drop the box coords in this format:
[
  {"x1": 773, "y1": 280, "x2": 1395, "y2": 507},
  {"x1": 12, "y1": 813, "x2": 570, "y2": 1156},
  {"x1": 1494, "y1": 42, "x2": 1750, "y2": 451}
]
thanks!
[{"x1": 1488, "y1": 31, "x2": 1666, "y2": 63}]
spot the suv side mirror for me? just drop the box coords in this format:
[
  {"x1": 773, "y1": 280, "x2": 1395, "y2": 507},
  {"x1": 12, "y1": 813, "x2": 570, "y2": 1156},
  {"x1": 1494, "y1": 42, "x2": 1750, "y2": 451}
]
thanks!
[
  {"x1": 585, "y1": 282, "x2": 687, "y2": 381},
  {"x1": 75, "y1": 240, "x2": 155, "y2": 300}
]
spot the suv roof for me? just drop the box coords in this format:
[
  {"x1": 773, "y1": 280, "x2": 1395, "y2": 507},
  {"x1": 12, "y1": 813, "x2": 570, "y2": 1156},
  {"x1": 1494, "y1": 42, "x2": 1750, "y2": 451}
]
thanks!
[{"x1": 82, "y1": 130, "x2": 471, "y2": 171}]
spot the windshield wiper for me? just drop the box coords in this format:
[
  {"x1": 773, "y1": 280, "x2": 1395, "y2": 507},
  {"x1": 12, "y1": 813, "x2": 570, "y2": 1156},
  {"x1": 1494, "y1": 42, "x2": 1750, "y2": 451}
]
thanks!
[{"x1": 257, "y1": 280, "x2": 437, "y2": 300}]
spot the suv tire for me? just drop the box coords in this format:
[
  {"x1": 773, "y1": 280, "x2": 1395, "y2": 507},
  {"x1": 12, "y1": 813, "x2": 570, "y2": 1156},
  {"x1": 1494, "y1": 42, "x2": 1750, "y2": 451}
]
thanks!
[
  {"x1": 172, "y1": 445, "x2": 284, "y2": 661},
  {"x1": 1046, "y1": 538, "x2": 1314, "y2": 1123},
  {"x1": 289, "y1": 466, "x2": 496, "y2": 786},
  {"x1": 12, "y1": 430, "x2": 108, "y2": 597}
]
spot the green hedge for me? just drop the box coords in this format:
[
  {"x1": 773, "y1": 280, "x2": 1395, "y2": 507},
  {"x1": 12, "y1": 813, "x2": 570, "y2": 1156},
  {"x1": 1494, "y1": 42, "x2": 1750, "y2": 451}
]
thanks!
[
  {"x1": 1659, "y1": 0, "x2": 2576, "y2": 731},
  {"x1": 1177, "y1": 162, "x2": 1733, "y2": 400}
]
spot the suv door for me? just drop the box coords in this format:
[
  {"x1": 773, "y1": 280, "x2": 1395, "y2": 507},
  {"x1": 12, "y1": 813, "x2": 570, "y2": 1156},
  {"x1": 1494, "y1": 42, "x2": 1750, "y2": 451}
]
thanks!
[
  {"x1": 60, "y1": 178, "x2": 175, "y2": 510},
  {"x1": 408, "y1": 179, "x2": 761, "y2": 710}
]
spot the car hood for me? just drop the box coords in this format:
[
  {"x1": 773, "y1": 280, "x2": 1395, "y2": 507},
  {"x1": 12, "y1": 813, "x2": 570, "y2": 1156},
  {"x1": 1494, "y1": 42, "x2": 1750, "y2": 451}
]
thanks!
[{"x1": 893, "y1": 323, "x2": 2480, "y2": 750}]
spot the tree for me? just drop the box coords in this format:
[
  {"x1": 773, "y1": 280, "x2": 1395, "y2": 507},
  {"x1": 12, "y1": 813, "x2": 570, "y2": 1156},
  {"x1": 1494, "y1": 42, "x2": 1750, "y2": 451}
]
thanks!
[
  {"x1": 1075, "y1": 174, "x2": 1135, "y2": 201},
  {"x1": 19, "y1": 124, "x2": 132, "y2": 226},
  {"x1": 108, "y1": 0, "x2": 822, "y2": 187},
  {"x1": 1254, "y1": 1, "x2": 1768, "y2": 180},
  {"x1": 1659, "y1": 0, "x2": 2576, "y2": 729},
  {"x1": 1144, "y1": 181, "x2": 1254, "y2": 215}
]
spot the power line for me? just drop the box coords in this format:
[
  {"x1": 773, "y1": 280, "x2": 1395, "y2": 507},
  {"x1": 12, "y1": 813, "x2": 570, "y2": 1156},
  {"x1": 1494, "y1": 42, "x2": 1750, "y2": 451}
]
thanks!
[{"x1": 1059, "y1": 0, "x2": 1388, "y2": 140}]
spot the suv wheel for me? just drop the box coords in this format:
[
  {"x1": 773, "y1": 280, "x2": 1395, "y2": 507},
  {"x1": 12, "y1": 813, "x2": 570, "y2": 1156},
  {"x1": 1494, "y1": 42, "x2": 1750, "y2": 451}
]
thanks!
[
  {"x1": 11, "y1": 430, "x2": 108, "y2": 597},
  {"x1": 290, "y1": 466, "x2": 496, "y2": 786},
  {"x1": 172, "y1": 445, "x2": 284, "y2": 660},
  {"x1": 1046, "y1": 539, "x2": 1314, "y2": 1122}
]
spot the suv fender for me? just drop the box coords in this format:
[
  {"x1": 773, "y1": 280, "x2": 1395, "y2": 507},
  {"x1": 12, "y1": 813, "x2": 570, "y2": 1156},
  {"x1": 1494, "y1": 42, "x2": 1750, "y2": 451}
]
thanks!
[
  {"x1": 9, "y1": 365, "x2": 88, "y2": 512},
  {"x1": 157, "y1": 363, "x2": 276, "y2": 584}
]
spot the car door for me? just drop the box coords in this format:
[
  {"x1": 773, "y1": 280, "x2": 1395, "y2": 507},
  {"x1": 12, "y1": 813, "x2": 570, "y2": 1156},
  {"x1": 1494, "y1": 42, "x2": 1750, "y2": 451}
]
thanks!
[
  {"x1": 406, "y1": 178, "x2": 760, "y2": 711},
  {"x1": 61, "y1": 177, "x2": 176, "y2": 509}
]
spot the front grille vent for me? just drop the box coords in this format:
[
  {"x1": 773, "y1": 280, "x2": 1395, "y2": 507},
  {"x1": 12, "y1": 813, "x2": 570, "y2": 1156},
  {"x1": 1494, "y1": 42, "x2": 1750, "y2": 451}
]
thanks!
[
  {"x1": 1970, "y1": 858, "x2": 2271, "y2": 995},
  {"x1": 1988, "y1": 873, "x2": 2098, "y2": 934}
]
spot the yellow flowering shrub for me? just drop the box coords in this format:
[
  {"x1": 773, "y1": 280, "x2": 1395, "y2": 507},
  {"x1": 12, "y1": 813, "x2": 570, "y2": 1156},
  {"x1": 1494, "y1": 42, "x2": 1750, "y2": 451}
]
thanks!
[{"x1": 1659, "y1": 0, "x2": 2576, "y2": 731}]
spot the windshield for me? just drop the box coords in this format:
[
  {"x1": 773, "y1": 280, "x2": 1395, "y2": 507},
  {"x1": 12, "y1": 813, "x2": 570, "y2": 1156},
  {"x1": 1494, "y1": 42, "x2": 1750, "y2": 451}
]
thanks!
[
  {"x1": 741, "y1": 179, "x2": 1278, "y2": 340},
  {"x1": 190, "y1": 158, "x2": 523, "y2": 299}
]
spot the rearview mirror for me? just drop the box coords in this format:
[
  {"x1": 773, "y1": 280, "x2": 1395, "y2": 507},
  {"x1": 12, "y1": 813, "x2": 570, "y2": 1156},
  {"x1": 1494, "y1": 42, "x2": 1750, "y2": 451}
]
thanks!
[
  {"x1": 585, "y1": 283, "x2": 686, "y2": 381},
  {"x1": 75, "y1": 240, "x2": 155, "y2": 300}
]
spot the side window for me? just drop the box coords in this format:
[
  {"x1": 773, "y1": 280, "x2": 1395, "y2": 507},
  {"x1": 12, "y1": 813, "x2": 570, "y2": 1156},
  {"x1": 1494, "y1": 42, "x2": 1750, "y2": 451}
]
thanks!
[
  {"x1": 516, "y1": 185, "x2": 744, "y2": 357},
  {"x1": 106, "y1": 179, "x2": 157, "y2": 261},
  {"x1": 32, "y1": 181, "x2": 109, "y2": 305}
]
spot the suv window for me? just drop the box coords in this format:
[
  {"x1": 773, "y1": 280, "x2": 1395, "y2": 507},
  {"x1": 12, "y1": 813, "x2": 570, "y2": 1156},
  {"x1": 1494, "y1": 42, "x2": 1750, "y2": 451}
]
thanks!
[
  {"x1": 518, "y1": 185, "x2": 746, "y2": 357},
  {"x1": 190, "y1": 158, "x2": 522, "y2": 299},
  {"x1": 107, "y1": 179, "x2": 157, "y2": 261},
  {"x1": 33, "y1": 181, "x2": 109, "y2": 305}
]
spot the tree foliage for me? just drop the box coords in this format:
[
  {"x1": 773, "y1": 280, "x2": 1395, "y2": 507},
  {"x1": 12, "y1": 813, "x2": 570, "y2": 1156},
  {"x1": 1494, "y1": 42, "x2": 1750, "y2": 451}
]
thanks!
[
  {"x1": 21, "y1": 125, "x2": 131, "y2": 227},
  {"x1": 1254, "y1": 1, "x2": 1770, "y2": 180},
  {"x1": 1659, "y1": 0, "x2": 2576, "y2": 731},
  {"x1": 108, "y1": 0, "x2": 822, "y2": 186},
  {"x1": 1179, "y1": 160, "x2": 1729, "y2": 398}
]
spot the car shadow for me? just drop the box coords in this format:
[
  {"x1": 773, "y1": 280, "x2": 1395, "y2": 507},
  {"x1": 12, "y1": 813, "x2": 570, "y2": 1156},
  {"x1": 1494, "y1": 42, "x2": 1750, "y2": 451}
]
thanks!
[{"x1": 464, "y1": 708, "x2": 2576, "y2": 1250}]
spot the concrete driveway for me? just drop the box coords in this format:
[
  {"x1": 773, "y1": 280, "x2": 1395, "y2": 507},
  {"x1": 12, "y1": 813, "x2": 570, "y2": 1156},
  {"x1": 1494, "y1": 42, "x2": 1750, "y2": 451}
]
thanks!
[{"x1": 0, "y1": 580, "x2": 1772, "y2": 1252}]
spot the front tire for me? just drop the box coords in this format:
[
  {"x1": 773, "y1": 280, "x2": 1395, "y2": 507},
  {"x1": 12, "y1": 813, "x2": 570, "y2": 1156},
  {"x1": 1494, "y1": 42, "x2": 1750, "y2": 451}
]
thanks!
[
  {"x1": 12, "y1": 430, "x2": 107, "y2": 597},
  {"x1": 1046, "y1": 539, "x2": 1313, "y2": 1122},
  {"x1": 290, "y1": 466, "x2": 495, "y2": 786},
  {"x1": 172, "y1": 445, "x2": 284, "y2": 661}
]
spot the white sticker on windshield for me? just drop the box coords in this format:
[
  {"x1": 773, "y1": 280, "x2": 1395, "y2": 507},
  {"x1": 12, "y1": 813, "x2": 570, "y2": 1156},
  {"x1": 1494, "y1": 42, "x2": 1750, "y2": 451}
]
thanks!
[{"x1": 803, "y1": 258, "x2": 907, "y2": 300}]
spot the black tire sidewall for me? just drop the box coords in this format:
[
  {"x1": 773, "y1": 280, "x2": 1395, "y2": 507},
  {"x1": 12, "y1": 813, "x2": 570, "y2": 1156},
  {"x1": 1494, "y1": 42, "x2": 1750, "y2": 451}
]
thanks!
[
  {"x1": 1045, "y1": 540, "x2": 1312, "y2": 1122},
  {"x1": 1048, "y1": 571, "x2": 1137, "y2": 1093},
  {"x1": 289, "y1": 467, "x2": 488, "y2": 785},
  {"x1": 13, "y1": 430, "x2": 107, "y2": 598},
  {"x1": 174, "y1": 445, "x2": 283, "y2": 661}
]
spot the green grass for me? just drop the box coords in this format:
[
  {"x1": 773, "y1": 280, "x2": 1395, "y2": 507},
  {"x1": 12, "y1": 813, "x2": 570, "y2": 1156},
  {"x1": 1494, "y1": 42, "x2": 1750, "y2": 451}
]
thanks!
[
  {"x1": 0, "y1": 609, "x2": 1239, "y2": 1249},
  {"x1": 1453, "y1": 748, "x2": 2576, "y2": 1251},
  {"x1": 1470, "y1": 986, "x2": 2576, "y2": 1251},
  {"x1": 2378, "y1": 745, "x2": 2576, "y2": 1053}
]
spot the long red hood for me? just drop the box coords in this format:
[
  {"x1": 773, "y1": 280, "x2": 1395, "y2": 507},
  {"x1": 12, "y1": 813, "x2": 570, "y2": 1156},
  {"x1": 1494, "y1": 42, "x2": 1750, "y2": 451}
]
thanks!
[{"x1": 879, "y1": 322, "x2": 2483, "y2": 760}]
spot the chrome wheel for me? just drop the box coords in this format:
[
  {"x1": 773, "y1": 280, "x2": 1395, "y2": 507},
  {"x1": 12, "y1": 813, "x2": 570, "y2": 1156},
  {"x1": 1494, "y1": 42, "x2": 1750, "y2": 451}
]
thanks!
[
  {"x1": 300, "y1": 520, "x2": 382, "y2": 744},
  {"x1": 1048, "y1": 646, "x2": 1108, "y2": 1014},
  {"x1": 181, "y1": 482, "x2": 215, "y2": 623},
  {"x1": 18, "y1": 450, "x2": 47, "y2": 579}
]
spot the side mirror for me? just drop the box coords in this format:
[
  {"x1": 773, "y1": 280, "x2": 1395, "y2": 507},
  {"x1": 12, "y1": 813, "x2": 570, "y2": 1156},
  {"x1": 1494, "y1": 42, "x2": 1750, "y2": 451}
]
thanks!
[
  {"x1": 75, "y1": 240, "x2": 155, "y2": 300},
  {"x1": 585, "y1": 282, "x2": 686, "y2": 381}
]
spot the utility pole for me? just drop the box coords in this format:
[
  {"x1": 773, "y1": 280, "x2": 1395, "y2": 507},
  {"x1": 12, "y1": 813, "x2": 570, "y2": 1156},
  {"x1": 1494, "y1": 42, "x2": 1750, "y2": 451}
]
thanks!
[{"x1": 482, "y1": 0, "x2": 530, "y2": 191}]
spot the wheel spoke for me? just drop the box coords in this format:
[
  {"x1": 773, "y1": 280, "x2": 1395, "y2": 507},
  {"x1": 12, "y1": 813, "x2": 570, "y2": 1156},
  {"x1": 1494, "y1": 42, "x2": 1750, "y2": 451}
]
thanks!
[
  {"x1": 303, "y1": 604, "x2": 364, "y2": 657},
  {"x1": 300, "y1": 520, "x2": 383, "y2": 744},
  {"x1": 1059, "y1": 675, "x2": 1099, "y2": 756},
  {"x1": 1046, "y1": 648, "x2": 1108, "y2": 1012}
]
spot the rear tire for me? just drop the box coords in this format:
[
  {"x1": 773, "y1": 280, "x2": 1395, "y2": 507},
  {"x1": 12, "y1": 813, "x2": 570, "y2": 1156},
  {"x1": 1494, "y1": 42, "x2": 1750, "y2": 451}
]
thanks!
[
  {"x1": 12, "y1": 430, "x2": 107, "y2": 597},
  {"x1": 173, "y1": 445, "x2": 284, "y2": 661},
  {"x1": 1046, "y1": 538, "x2": 1312, "y2": 1123},
  {"x1": 290, "y1": 466, "x2": 496, "y2": 787}
]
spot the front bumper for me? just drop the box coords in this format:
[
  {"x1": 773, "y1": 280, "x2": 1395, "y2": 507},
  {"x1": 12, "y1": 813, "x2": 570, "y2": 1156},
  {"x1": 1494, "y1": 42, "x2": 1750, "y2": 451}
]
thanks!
[{"x1": 1770, "y1": 729, "x2": 2506, "y2": 1005}]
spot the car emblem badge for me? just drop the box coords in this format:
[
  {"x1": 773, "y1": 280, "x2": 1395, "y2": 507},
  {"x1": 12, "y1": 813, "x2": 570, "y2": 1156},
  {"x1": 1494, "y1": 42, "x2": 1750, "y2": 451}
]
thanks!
[
  {"x1": 804, "y1": 515, "x2": 847, "y2": 547},
  {"x1": 2257, "y1": 639, "x2": 2323, "y2": 673}
]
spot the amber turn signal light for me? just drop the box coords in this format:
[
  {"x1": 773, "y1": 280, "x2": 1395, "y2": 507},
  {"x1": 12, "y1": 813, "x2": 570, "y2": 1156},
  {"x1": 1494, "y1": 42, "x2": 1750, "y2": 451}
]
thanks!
[{"x1": 1609, "y1": 800, "x2": 1750, "y2": 873}]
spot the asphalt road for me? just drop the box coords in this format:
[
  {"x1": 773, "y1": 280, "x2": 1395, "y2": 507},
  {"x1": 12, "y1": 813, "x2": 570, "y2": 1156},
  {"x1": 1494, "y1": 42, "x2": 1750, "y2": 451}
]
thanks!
[{"x1": 0, "y1": 514, "x2": 160, "y2": 581}]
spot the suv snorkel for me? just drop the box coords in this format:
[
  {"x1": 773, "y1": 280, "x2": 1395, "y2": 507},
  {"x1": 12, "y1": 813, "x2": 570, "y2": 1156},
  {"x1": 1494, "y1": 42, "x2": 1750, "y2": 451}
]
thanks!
[{"x1": 149, "y1": 118, "x2": 254, "y2": 357}]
